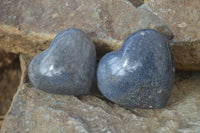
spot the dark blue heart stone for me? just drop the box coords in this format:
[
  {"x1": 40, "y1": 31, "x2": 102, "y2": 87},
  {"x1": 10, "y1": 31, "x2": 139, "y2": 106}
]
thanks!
[
  {"x1": 97, "y1": 29, "x2": 175, "y2": 109},
  {"x1": 28, "y1": 28, "x2": 96, "y2": 95}
]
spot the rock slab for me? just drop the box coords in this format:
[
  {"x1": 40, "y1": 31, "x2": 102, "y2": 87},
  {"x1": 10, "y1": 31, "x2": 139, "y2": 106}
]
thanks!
[
  {"x1": 147, "y1": 0, "x2": 200, "y2": 70},
  {"x1": 0, "y1": 0, "x2": 172, "y2": 58},
  {"x1": 1, "y1": 72, "x2": 200, "y2": 133},
  {"x1": 0, "y1": 0, "x2": 199, "y2": 70}
]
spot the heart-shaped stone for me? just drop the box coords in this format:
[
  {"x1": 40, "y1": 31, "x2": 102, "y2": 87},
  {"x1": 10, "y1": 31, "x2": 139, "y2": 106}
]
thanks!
[
  {"x1": 97, "y1": 29, "x2": 175, "y2": 109},
  {"x1": 28, "y1": 28, "x2": 96, "y2": 95}
]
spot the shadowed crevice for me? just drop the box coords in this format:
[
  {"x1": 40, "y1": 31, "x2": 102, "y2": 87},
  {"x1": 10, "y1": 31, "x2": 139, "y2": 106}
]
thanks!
[{"x1": 128, "y1": 0, "x2": 144, "y2": 7}]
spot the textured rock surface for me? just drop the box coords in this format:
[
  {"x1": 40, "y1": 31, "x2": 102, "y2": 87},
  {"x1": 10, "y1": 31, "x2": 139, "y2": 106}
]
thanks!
[
  {"x1": 1, "y1": 72, "x2": 200, "y2": 133},
  {"x1": 147, "y1": 0, "x2": 200, "y2": 70},
  {"x1": 0, "y1": 0, "x2": 172, "y2": 57},
  {"x1": 0, "y1": 0, "x2": 199, "y2": 70},
  {"x1": 0, "y1": 0, "x2": 200, "y2": 132},
  {"x1": 97, "y1": 30, "x2": 174, "y2": 108},
  {"x1": 28, "y1": 28, "x2": 96, "y2": 95}
]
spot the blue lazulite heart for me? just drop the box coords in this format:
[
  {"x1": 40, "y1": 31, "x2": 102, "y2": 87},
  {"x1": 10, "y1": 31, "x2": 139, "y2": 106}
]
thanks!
[
  {"x1": 28, "y1": 28, "x2": 96, "y2": 95},
  {"x1": 97, "y1": 29, "x2": 175, "y2": 109}
]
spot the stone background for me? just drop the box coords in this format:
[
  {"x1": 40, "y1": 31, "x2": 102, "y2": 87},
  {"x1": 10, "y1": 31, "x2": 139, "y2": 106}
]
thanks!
[{"x1": 0, "y1": 0, "x2": 200, "y2": 132}]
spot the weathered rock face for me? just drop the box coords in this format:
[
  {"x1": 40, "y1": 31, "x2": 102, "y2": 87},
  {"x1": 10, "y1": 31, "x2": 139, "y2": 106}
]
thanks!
[
  {"x1": 146, "y1": 0, "x2": 200, "y2": 70},
  {"x1": 0, "y1": 0, "x2": 172, "y2": 58},
  {"x1": 147, "y1": 0, "x2": 200, "y2": 42},
  {"x1": 0, "y1": 0, "x2": 199, "y2": 70},
  {"x1": 0, "y1": 0, "x2": 200, "y2": 132},
  {"x1": 1, "y1": 71, "x2": 200, "y2": 133}
]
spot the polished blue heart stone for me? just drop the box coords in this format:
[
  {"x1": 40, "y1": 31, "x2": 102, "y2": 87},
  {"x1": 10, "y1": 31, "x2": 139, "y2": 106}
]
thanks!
[
  {"x1": 97, "y1": 29, "x2": 175, "y2": 108},
  {"x1": 28, "y1": 28, "x2": 96, "y2": 95}
]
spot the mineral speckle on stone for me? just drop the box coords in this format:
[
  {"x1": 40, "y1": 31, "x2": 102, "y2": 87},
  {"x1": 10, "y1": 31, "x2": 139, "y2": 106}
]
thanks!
[
  {"x1": 28, "y1": 28, "x2": 96, "y2": 95},
  {"x1": 97, "y1": 29, "x2": 175, "y2": 108}
]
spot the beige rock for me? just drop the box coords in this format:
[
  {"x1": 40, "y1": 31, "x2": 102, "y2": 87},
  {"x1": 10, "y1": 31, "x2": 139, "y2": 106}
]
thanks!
[
  {"x1": 172, "y1": 41, "x2": 200, "y2": 70},
  {"x1": 1, "y1": 54, "x2": 200, "y2": 132},
  {"x1": 147, "y1": 0, "x2": 200, "y2": 70},
  {"x1": 1, "y1": 71, "x2": 200, "y2": 132},
  {"x1": 147, "y1": 0, "x2": 200, "y2": 42},
  {"x1": 1, "y1": 1, "x2": 200, "y2": 132},
  {"x1": 0, "y1": 24, "x2": 55, "y2": 57},
  {"x1": 0, "y1": 0, "x2": 172, "y2": 57},
  {"x1": 0, "y1": 0, "x2": 200, "y2": 71}
]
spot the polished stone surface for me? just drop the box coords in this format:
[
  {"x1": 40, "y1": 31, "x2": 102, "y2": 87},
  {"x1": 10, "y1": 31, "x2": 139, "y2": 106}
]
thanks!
[
  {"x1": 97, "y1": 29, "x2": 175, "y2": 108},
  {"x1": 28, "y1": 28, "x2": 96, "y2": 95}
]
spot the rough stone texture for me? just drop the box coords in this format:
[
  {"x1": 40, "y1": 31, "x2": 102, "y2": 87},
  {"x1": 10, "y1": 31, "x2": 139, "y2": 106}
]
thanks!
[
  {"x1": 0, "y1": 0, "x2": 200, "y2": 70},
  {"x1": 0, "y1": 0, "x2": 199, "y2": 70},
  {"x1": 0, "y1": 0, "x2": 172, "y2": 57},
  {"x1": 1, "y1": 71, "x2": 200, "y2": 133},
  {"x1": 97, "y1": 30, "x2": 174, "y2": 108},
  {"x1": 28, "y1": 28, "x2": 96, "y2": 95},
  {"x1": 0, "y1": 24, "x2": 55, "y2": 56},
  {"x1": 0, "y1": 0, "x2": 200, "y2": 132},
  {"x1": 147, "y1": 0, "x2": 199, "y2": 42},
  {"x1": 146, "y1": 0, "x2": 200, "y2": 70}
]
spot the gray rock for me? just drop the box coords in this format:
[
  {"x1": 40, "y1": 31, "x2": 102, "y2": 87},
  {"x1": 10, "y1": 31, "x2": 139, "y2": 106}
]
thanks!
[
  {"x1": 1, "y1": 0, "x2": 200, "y2": 70},
  {"x1": 1, "y1": 72, "x2": 200, "y2": 132},
  {"x1": 147, "y1": 0, "x2": 200, "y2": 70},
  {"x1": 0, "y1": 0, "x2": 172, "y2": 57}
]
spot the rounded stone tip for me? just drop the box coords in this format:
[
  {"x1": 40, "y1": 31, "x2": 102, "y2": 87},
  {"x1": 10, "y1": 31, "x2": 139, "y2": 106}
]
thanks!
[{"x1": 28, "y1": 28, "x2": 96, "y2": 95}]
